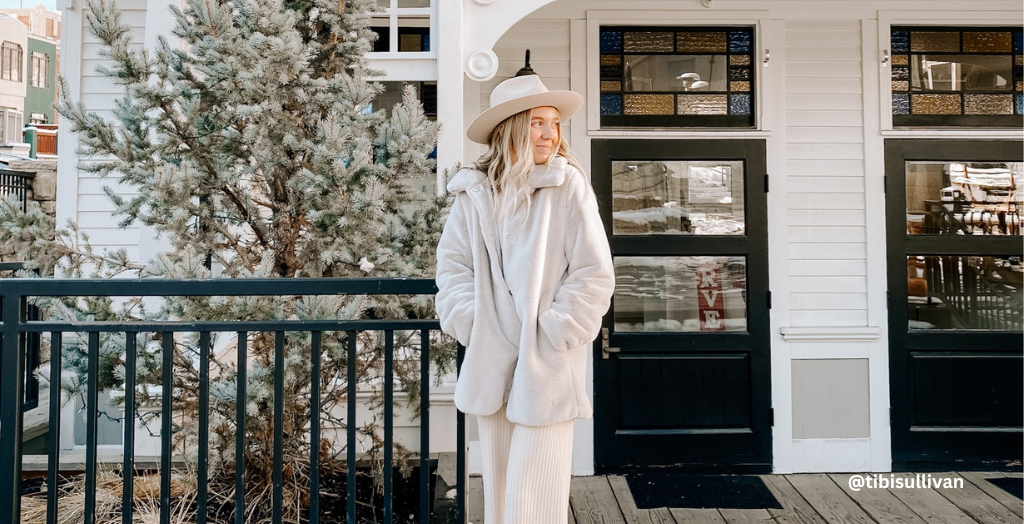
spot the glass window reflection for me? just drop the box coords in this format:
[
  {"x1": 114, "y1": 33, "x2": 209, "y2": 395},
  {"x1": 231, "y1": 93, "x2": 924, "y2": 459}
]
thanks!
[
  {"x1": 910, "y1": 55, "x2": 1013, "y2": 92},
  {"x1": 614, "y1": 256, "x2": 748, "y2": 332},
  {"x1": 907, "y1": 255, "x2": 1022, "y2": 331},
  {"x1": 623, "y1": 55, "x2": 729, "y2": 92},
  {"x1": 905, "y1": 161, "x2": 1022, "y2": 236},
  {"x1": 612, "y1": 160, "x2": 745, "y2": 235}
]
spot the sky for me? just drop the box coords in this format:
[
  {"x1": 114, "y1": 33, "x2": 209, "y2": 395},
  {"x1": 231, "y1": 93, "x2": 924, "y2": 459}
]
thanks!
[{"x1": 0, "y1": 0, "x2": 57, "y2": 10}]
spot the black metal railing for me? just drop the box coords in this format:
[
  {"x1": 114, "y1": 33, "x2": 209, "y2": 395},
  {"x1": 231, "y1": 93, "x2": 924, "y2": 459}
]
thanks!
[
  {"x1": 0, "y1": 277, "x2": 467, "y2": 524},
  {"x1": 0, "y1": 169, "x2": 34, "y2": 211},
  {"x1": 0, "y1": 263, "x2": 41, "y2": 412}
]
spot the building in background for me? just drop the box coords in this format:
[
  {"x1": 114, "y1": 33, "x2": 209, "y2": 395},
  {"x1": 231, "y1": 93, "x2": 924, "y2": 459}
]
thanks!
[
  {"x1": 0, "y1": 13, "x2": 28, "y2": 152},
  {"x1": 55, "y1": 0, "x2": 1023, "y2": 475},
  {"x1": 0, "y1": 4, "x2": 60, "y2": 156}
]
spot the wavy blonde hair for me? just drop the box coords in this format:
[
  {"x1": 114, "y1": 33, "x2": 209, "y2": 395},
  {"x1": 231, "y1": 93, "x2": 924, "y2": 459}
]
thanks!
[{"x1": 474, "y1": 107, "x2": 582, "y2": 222}]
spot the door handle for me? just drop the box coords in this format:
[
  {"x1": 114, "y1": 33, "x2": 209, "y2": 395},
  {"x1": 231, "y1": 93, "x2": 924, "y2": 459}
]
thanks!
[{"x1": 601, "y1": 327, "x2": 620, "y2": 359}]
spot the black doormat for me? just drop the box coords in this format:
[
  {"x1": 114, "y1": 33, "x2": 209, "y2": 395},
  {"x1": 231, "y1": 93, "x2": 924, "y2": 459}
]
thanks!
[
  {"x1": 624, "y1": 473, "x2": 783, "y2": 510},
  {"x1": 986, "y1": 477, "x2": 1023, "y2": 500}
]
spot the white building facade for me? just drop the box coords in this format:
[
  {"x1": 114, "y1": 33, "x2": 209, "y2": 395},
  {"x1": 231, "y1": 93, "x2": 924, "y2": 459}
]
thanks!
[
  {"x1": 0, "y1": 14, "x2": 28, "y2": 147},
  {"x1": 56, "y1": 0, "x2": 1023, "y2": 475}
]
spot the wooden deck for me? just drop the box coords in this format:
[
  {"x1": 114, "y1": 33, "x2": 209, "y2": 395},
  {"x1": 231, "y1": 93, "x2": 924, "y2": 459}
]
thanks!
[{"x1": 465, "y1": 471, "x2": 1023, "y2": 524}]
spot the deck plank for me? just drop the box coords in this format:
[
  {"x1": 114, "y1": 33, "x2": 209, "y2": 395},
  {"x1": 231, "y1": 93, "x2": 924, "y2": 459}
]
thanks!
[
  {"x1": 829, "y1": 473, "x2": 927, "y2": 524},
  {"x1": 887, "y1": 473, "x2": 979, "y2": 524},
  {"x1": 958, "y1": 472, "x2": 1023, "y2": 519},
  {"x1": 669, "y1": 508, "x2": 727, "y2": 523},
  {"x1": 648, "y1": 508, "x2": 677, "y2": 524},
  {"x1": 761, "y1": 475, "x2": 827, "y2": 524},
  {"x1": 468, "y1": 475, "x2": 484, "y2": 524},
  {"x1": 930, "y1": 473, "x2": 1019, "y2": 524},
  {"x1": 718, "y1": 508, "x2": 776, "y2": 523},
  {"x1": 786, "y1": 474, "x2": 875, "y2": 524},
  {"x1": 571, "y1": 476, "x2": 627, "y2": 524},
  {"x1": 607, "y1": 475, "x2": 676, "y2": 524}
]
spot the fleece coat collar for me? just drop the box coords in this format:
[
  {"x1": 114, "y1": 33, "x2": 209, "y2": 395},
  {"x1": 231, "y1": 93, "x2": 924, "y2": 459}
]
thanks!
[
  {"x1": 435, "y1": 156, "x2": 615, "y2": 426},
  {"x1": 446, "y1": 156, "x2": 569, "y2": 194}
]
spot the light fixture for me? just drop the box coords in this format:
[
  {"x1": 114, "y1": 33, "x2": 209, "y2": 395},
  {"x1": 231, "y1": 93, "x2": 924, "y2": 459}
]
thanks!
[{"x1": 676, "y1": 72, "x2": 708, "y2": 91}]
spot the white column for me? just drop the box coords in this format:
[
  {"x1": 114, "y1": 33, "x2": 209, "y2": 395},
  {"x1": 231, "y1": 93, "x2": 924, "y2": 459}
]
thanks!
[
  {"x1": 54, "y1": 0, "x2": 81, "y2": 236},
  {"x1": 435, "y1": 0, "x2": 464, "y2": 192},
  {"x1": 135, "y1": 1, "x2": 182, "y2": 266}
]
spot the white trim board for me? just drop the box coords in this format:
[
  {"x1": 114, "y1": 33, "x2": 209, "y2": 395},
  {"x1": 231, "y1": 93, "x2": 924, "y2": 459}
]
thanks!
[
  {"x1": 788, "y1": 438, "x2": 877, "y2": 473},
  {"x1": 781, "y1": 326, "x2": 881, "y2": 343}
]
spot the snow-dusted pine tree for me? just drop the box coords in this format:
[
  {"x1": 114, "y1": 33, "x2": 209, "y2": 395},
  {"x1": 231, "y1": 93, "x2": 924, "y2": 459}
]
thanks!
[{"x1": 1, "y1": 0, "x2": 451, "y2": 521}]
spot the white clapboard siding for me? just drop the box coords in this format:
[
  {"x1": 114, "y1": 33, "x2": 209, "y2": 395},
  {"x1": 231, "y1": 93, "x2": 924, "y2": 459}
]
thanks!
[
  {"x1": 74, "y1": 2, "x2": 148, "y2": 260},
  {"x1": 481, "y1": 18, "x2": 571, "y2": 133},
  {"x1": 788, "y1": 226, "x2": 865, "y2": 243},
  {"x1": 785, "y1": 19, "x2": 866, "y2": 328},
  {"x1": 790, "y1": 260, "x2": 867, "y2": 276}
]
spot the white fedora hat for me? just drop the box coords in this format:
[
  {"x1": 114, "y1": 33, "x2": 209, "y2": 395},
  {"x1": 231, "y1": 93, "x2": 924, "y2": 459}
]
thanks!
[{"x1": 467, "y1": 50, "x2": 584, "y2": 145}]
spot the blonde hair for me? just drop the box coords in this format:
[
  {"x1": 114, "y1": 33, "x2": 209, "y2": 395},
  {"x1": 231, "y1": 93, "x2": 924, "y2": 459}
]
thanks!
[{"x1": 474, "y1": 107, "x2": 582, "y2": 222}]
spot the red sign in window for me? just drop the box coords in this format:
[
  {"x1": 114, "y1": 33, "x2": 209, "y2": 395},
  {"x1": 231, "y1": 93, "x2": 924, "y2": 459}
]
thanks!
[{"x1": 697, "y1": 264, "x2": 726, "y2": 331}]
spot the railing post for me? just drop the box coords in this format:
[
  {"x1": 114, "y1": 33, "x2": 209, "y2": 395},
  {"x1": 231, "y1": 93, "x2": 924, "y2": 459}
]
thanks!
[
  {"x1": 456, "y1": 343, "x2": 466, "y2": 524},
  {"x1": 0, "y1": 288, "x2": 27, "y2": 523}
]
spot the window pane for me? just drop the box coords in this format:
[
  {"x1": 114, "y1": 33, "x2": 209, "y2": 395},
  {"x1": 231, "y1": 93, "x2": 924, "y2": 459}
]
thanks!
[
  {"x1": 398, "y1": 16, "x2": 429, "y2": 52},
  {"x1": 623, "y1": 94, "x2": 674, "y2": 115},
  {"x1": 892, "y1": 27, "x2": 1023, "y2": 125},
  {"x1": 910, "y1": 55, "x2": 1013, "y2": 92},
  {"x1": 963, "y1": 31, "x2": 1013, "y2": 53},
  {"x1": 676, "y1": 32, "x2": 727, "y2": 53},
  {"x1": 907, "y1": 255, "x2": 1022, "y2": 331},
  {"x1": 905, "y1": 161, "x2": 1022, "y2": 236},
  {"x1": 614, "y1": 256, "x2": 747, "y2": 332},
  {"x1": 372, "y1": 81, "x2": 436, "y2": 119},
  {"x1": 623, "y1": 31, "x2": 674, "y2": 53},
  {"x1": 910, "y1": 31, "x2": 960, "y2": 52},
  {"x1": 612, "y1": 160, "x2": 745, "y2": 235},
  {"x1": 623, "y1": 55, "x2": 728, "y2": 92},
  {"x1": 677, "y1": 94, "x2": 728, "y2": 115},
  {"x1": 600, "y1": 26, "x2": 754, "y2": 128}
]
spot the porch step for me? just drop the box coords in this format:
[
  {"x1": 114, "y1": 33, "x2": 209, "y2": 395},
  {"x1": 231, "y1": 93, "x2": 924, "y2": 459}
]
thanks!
[
  {"x1": 22, "y1": 453, "x2": 187, "y2": 474},
  {"x1": 22, "y1": 384, "x2": 50, "y2": 443}
]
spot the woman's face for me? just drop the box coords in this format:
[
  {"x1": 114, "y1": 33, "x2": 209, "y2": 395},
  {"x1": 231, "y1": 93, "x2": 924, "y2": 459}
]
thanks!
[{"x1": 529, "y1": 106, "x2": 560, "y2": 164}]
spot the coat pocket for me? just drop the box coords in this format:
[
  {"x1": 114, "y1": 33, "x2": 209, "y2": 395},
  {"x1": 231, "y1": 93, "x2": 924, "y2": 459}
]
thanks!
[
  {"x1": 537, "y1": 307, "x2": 591, "y2": 352},
  {"x1": 454, "y1": 333, "x2": 518, "y2": 416}
]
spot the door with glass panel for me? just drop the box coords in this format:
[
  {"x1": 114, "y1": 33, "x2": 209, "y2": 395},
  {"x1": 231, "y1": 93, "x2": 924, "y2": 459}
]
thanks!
[
  {"x1": 886, "y1": 140, "x2": 1023, "y2": 469},
  {"x1": 591, "y1": 139, "x2": 770, "y2": 473}
]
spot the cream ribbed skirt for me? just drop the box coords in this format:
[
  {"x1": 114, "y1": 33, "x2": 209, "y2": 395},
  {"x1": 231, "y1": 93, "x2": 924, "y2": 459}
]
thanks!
[{"x1": 477, "y1": 403, "x2": 575, "y2": 524}]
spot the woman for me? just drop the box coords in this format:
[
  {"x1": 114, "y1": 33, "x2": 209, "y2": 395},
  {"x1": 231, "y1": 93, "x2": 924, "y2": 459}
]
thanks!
[{"x1": 435, "y1": 52, "x2": 615, "y2": 524}]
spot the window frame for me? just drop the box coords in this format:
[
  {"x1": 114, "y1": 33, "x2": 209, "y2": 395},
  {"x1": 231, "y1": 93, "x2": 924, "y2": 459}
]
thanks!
[
  {"x1": 367, "y1": 0, "x2": 437, "y2": 58},
  {"x1": 30, "y1": 51, "x2": 48, "y2": 88},
  {"x1": 586, "y1": 11, "x2": 770, "y2": 133},
  {"x1": 596, "y1": 25, "x2": 757, "y2": 129},
  {"x1": 885, "y1": 139, "x2": 1022, "y2": 332},
  {"x1": 1, "y1": 41, "x2": 23, "y2": 83},
  {"x1": 878, "y1": 11, "x2": 1023, "y2": 132}
]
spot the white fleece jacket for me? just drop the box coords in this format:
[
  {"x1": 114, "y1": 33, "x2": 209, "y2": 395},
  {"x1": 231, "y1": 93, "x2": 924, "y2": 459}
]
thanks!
[{"x1": 435, "y1": 156, "x2": 615, "y2": 426}]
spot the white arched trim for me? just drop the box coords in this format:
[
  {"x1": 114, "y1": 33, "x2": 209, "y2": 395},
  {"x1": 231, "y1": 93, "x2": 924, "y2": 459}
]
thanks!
[{"x1": 462, "y1": 0, "x2": 559, "y2": 80}]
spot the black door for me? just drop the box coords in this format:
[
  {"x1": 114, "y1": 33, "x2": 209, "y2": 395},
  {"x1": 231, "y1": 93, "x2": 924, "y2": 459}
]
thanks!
[
  {"x1": 885, "y1": 139, "x2": 1023, "y2": 470},
  {"x1": 592, "y1": 139, "x2": 771, "y2": 473}
]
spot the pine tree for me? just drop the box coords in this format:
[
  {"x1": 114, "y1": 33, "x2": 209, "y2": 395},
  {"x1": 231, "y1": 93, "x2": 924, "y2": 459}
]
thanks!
[{"x1": 0, "y1": 0, "x2": 452, "y2": 521}]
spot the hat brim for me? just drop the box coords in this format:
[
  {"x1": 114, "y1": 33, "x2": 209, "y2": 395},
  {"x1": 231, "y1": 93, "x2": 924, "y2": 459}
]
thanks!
[{"x1": 467, "y1": 90, "x2": 585, "y2": 144}]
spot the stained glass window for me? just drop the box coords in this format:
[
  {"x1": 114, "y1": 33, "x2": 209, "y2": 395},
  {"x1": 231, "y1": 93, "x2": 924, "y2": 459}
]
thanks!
[
  {"x1": 891, "y1": 26, "x2": 1023, "y2": 127},
  {"x1": 600, "y1": 26, "x2": 755, "y2": 128}
]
